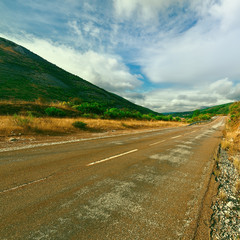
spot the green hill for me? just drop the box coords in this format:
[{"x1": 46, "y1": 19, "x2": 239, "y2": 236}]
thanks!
[
  {"x1": 200, "y1": 103, "x2": 232, "y2": 115},
  {"x1": 0, "y1": 37, "x2": 155, "y2": 114},
  {"x1": 168, "y1": 102, "x2": 232, "y2": 118}
]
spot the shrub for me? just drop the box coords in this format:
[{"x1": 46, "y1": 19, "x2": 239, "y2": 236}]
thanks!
[
  {"x1": 155, "y1": 115, "x2": 164, "y2": 121},
  {"x1": 142, "y1": 114, "x2": 152, "y2": 121},
  {"x1": 72, "y1": 121, "x2": 87, "y2": 129},
  {"x1": 175, "y1": 117, "x2": 181, "y2": 122},
  {"x1": 74, "y1": 102, "x2": 106, "y2": 115},
  {"x1": 45, "y1": 107, "x2": 66, "y2": 117},
  {"x1": 104, "y1": 108, "x2": 125, "y2": 119}
]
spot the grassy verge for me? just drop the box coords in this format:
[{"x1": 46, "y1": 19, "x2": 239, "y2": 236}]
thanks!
[
  {"x1": 220, "y1": 101, "x2": 240, "y2": 193},
  {"x1": 0, "y1": 116, "x2": 185, "y2": 137},
  {"x1": 221, "y1": 102, "x2": 240, "y2": 156}
]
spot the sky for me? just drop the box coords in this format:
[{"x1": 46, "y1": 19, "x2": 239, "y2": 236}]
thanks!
[{"x1": 1, "y1": 0, "x2": 240, "y2": 112}]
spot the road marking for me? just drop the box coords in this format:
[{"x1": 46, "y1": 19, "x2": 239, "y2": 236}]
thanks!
[
  {"x1": 87, "y1": 149, "x2": 138, "y2": 166},
  {"x1": 0, "y1": 176, "x2": 49, "y2": 194},
  {"x1": 149, "y1": 140, "x2": 166, "y2": 146},
  {"x1": 190, "y1": 131, "x2": 196, "y2": 133},
  {"x1": 171, "y1": 135, "x2": 182, "y2": 139},
  {"x1": 0, "y1": 128, "x2": 170, "y2": 153}
]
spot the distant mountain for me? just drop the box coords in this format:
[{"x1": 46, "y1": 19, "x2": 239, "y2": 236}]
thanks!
[
  {"x1": 165, "y1": 103, "x2": 232, "y2": 117},
  {"x1": 0, "y1": 37, "x2": 155, "y2": 114}
]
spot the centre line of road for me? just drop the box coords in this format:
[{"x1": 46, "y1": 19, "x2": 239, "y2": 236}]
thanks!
[
  {"x1": 149, "y1": 140, "x2": 166, "y2": 146},
  {"x1": 87, "y1": 149, "x2": 138, "y2": 166},
  {"x1": 171, "y1": 135, "x2": 182, "y2": 139}
]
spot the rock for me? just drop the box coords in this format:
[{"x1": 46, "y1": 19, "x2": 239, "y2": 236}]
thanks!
[
  {"x1": 225, "y1": 219, "x2": 230, "y2": 224},
  {"x1": 229, "y1": 196, "x2": 236, "y2": 201},
  {"x1": 226, "y1": 201, "x2": 234, "y2": 209}
]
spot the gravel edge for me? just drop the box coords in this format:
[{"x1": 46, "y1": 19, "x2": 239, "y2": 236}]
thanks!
[{"x1": 210, "y1": 148, "x2": 240, "y2": 240}]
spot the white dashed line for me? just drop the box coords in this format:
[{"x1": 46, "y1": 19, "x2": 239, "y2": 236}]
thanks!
[
  {"x1": 171, "y1": 135, "x2": 182, "y2": 139},
  {"x1": 0, "y1": 176, "x2": 49, "y2": 194},
  {"x1": 149, "y1": 140, "x2": 166, "y2": 146},
  {"x1": 87, "y1": 149, "x2": 138, "y2": 166}
]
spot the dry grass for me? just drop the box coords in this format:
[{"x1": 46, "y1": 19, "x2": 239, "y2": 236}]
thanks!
[
  {"x1": 233, "y1": 157, "x2": 240, "y2": 173},
  {"x1": 0, "y1": 115, "x2": 185, "y2": 136},
  {"x1": 234, "y1": 179, "x2": 240, "y2": 193},
  {"x1": 218, "y1": 189, "x2": 228, "y2": 202},
  {"x1": 221, "y1": 111, "x2": 240, "y2": 193},
  {"x1": 0, "y1": 99, "x2": 71, "y2": 109},
  {"x1": 213, "y1": 168, "x2": 221, "y2": 178},
  {"x1": 0, "y1": 45, "x2": 19, "y2": 55},
  {"x1": 222, "y1": 120, "x2": 240, "y2": 155},
  {"x1": 221, "y1": 138, "x2": 232, "y2": 151}
]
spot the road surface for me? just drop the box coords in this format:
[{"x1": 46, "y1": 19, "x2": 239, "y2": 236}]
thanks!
[{"x1": 0, "y1": 117, "x2": 225, "y2": 239}]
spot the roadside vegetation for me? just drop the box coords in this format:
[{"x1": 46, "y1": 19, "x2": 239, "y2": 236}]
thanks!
[
  {"x1": 210, "y1": 102, "x2": 240, "y2": 239},
  {"x1": 169, "y1": 103, "x2": 231, "y2": 123},
  {"x1": 0, "y1": 115, "x2": 184, "y2": 136},
  {"x1": 212, "y1": 101, "x2": 240, "y2": 202},
  {"x1": 184, "y1": 109, "x2": 212, "y2": 123},
  {"x1": 0, "y1": 99, "x2": 184, "y2": 136},
  {"x1": 221, "y1": 101, "x2": 240, "y2": 157}
]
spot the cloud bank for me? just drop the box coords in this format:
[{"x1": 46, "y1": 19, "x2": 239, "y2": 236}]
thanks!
[{"x1": 0, "y1": 0, "x2": 240, "y2": 112}]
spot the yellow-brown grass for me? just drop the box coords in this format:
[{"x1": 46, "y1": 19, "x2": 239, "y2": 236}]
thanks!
[
  {"x1": 218, "y1": 189, "x2": 228, "y2": 202},
  {"x1": 0, "y1": 45, "x2": 19, "y2": 55},
  {"x1": 221, "y1": 108, "x2": 240, "y2": 191},
  {"x1": 0, "y1": 99, "x2": 71, "y2": 109},
  {"x1": 233, "y1": 157, "x2": 240, "y2": 173},
  {"x1": 221, "y1": 118, "x2": 240, "y2": 155},
  {"x1": 235, "y1": 179, "x2": 240, "y2": 193},
  {"x1": 0, "y1": 116, "x2": 185, "y2": 136}
]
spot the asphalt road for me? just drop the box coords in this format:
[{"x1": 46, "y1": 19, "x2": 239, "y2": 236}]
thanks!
[{"x1": 0, "y1": 117, "x2": 225, "y2": 240}]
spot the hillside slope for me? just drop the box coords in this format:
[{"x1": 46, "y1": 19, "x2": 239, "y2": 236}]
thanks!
[
  {"x1": 0, "y1": 37, "x2": 154, "y2": 114},
  {"x1": 168, "y1": 103, "x2": 232, "y2": 118}
]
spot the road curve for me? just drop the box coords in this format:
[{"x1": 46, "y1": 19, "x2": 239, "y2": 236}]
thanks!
[{"x1": 0, "y1": 117, "x2": 225, "y2": 239}]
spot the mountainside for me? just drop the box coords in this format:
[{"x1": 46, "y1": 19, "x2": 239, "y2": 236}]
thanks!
[
  {"x1": 167, "y1": 102, "x2": 232, "y2": 118},
  {"x1": 0, "y1": 37, "x2": 154, "y2": 114}
]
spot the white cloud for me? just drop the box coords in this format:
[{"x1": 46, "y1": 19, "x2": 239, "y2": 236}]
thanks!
[
  {"x1": 210, "y1": 0, "x2": 240, "y2": 31},
  {"x1": 209, "y1": 78, "x2": 232, "y2": 95},
  {"x1": 113, "y1": 0, "x2": 187, "y2": 22},
  {"x1": 137, "y1": 0, "x2": 240, "y2": 86},
  {"x1": 132, "y1": 78, "x2": 238, "y2": 112}
]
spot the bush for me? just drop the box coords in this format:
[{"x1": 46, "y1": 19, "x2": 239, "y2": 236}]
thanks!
[
  {"x1": 175, "y1": 117, "x2": 181, "y2": 121},
  {"x1": 142, "y1": 114, "x2": 152, "y2": 121},
  {"x1": 155, "y1": 115, "x2": 164, "y2": 121},
  {"x1": 72, "y1": 121, "x2": 87, "y2": 129},
  {"x1": 45, "y1": 107, "x2": 66, "y2": 117},
  {"x1": 74, "y1": 102, "x2": 106, "y2": 115},
  {"x1": 104, "y1": 108, "x2": 125, "y2": 119}
]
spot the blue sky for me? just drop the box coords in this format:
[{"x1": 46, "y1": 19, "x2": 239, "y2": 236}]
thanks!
[{"x1": 1, "y1": 0, "x2": 240, "y2": 112}]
